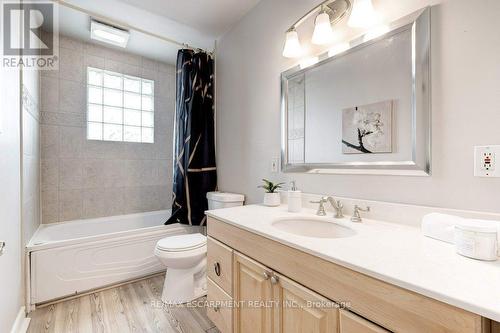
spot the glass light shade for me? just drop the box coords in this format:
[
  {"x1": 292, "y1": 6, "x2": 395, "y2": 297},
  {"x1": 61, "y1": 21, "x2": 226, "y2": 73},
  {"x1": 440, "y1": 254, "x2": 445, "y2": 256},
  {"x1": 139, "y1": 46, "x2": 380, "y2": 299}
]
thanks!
[
  {"x1": 311, "y1": 12, "x2": 334, "y2": 45},
  {"x1": 348, "y1": 0, "x2": 380, "y2": 28},
  {"x1": 282, "y1": 30, "x2": 302, "y2": 58}
]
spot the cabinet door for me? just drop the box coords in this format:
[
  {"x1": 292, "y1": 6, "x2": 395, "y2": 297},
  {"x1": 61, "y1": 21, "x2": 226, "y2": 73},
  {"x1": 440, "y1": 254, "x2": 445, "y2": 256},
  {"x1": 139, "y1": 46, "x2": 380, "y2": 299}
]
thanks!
[
  {"x1": 274, "y1": 273, "x2": 339, "y2": 333},
  {"x1": 339, "y1": 309, "x2": 389, "y2": 333},
  {"x1": 233, "y1": 252, "x2": 274, "y2": 333}
]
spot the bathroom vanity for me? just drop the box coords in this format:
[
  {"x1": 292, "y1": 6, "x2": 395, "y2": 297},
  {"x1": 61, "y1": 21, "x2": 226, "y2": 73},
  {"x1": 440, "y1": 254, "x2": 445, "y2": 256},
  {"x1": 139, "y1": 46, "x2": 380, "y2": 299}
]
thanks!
[{"x1": 206, "y1": 205, "x2": 500, "y2": 333}]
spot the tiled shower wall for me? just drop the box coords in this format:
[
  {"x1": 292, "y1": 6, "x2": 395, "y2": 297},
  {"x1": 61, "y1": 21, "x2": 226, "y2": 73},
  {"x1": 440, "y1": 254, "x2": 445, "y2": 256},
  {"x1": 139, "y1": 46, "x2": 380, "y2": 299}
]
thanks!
[{"x1": 40, "y1": 35, "x2": 176, "y2": 223}]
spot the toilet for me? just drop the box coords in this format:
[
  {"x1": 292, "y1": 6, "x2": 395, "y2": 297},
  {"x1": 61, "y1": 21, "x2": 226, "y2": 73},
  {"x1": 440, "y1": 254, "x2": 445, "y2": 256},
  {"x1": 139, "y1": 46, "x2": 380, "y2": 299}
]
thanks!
[{"x1": 155, "y1": 192, "x2": 244, "y2": 304}]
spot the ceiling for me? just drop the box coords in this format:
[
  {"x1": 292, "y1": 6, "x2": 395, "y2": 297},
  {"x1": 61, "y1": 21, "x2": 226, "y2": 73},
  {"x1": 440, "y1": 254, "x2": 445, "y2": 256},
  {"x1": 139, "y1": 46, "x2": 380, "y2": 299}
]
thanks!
[
  {"x1": 56, "y1": 0, "x2": 262, "y2": 65},
  {"x1": 116, "y1": 0, "x2": 262, "y2": 38},
  {"x1": 56, "y1": 5, "x2": 181, "y2": 64}
]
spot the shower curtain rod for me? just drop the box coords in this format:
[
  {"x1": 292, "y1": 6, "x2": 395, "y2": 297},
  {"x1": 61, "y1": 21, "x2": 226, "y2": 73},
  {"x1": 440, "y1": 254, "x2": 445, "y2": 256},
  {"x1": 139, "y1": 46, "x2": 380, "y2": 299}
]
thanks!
[{"x1": 53, "y1": 0, "x2": 214, "y2": 55}]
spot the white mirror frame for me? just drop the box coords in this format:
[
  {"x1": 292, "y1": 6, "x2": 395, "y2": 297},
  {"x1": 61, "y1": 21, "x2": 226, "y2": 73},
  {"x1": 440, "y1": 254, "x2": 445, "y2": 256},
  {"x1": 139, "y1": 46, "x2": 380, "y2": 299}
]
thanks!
[{"x1": 280, "y1": 7, "x2": 431, "y2": 176}]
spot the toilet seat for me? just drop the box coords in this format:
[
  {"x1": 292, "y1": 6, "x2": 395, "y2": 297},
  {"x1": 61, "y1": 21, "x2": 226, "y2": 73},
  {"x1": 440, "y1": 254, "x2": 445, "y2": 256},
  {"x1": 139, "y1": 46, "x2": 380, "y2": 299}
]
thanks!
[{"x1": 156, "y1": 233, "x2": 207, "y2": 252}]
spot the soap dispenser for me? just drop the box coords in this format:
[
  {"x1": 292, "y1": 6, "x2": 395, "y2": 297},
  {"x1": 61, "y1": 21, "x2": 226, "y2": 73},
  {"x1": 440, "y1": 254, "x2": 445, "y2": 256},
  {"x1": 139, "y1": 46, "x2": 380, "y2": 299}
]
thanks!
[{"x1": 288, "y1": 181, "x2": 302, "y2": 213}]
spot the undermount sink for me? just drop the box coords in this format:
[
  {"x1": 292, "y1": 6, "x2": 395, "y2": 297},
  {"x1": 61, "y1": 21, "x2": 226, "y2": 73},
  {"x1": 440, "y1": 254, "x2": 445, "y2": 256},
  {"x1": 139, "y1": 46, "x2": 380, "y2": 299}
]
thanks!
[{"x1": 271, "y1": 217, "x2": 356, "y2": 239}]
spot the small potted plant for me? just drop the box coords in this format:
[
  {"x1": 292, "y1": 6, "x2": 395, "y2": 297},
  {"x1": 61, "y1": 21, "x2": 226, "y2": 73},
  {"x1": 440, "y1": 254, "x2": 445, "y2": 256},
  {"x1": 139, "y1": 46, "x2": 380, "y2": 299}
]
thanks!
[{"x1": 259, "y1": 179, "x2": 284, "y2": 207}]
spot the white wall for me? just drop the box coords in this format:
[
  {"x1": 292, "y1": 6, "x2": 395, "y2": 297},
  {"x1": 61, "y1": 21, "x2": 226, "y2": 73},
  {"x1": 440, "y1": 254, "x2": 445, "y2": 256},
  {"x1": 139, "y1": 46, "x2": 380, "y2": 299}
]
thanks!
[
  {"x1": 216, "y1": 0, "x2": 500, "y2": 213},
  {"x1": 0, "y1": 37, "x2": 22, "y2": 333}
]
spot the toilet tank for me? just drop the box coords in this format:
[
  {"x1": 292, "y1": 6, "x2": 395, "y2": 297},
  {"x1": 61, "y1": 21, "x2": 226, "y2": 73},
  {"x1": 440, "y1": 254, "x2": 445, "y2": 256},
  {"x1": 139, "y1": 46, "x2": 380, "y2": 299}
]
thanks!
[{"x1": 207, "y1": 192, "x2": 245, "y2": 210}]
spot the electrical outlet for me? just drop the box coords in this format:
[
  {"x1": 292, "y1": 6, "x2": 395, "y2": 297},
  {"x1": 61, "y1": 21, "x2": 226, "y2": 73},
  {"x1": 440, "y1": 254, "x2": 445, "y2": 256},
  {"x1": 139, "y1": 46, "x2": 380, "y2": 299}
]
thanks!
[
  {"x1": 474, "y1": 146, "x2": 500, "y2": 177},
  {"x1": 271, "y1": 157, "x2": 280, "y2": 173}
]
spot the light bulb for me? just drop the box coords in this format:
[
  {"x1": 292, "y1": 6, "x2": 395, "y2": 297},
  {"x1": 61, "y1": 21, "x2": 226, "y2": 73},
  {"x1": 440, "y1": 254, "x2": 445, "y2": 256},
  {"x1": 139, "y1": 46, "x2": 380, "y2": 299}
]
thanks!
[
  {"x1": 348, "y1": 0, "x2": 380, "y2": 28},
  {"x1": 311, "y1": 11, "x2": 334, "y2": 45},
  {"x1": 282, "y1": 29, "x2": 302, "y2": 58}
]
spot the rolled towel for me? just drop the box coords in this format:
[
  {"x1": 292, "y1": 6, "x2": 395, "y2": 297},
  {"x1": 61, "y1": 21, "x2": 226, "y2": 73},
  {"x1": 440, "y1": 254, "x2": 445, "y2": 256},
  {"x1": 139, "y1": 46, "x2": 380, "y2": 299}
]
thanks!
[{"x1": 421, "y1": 213, "x2": 464, "y2": 244}]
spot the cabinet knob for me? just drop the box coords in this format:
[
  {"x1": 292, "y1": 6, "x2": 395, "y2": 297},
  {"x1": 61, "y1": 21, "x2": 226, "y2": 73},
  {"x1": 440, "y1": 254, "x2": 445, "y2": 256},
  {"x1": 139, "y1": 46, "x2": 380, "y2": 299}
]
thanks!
[
  {"x1": 214, "y1": 305, "x2": 220, "y2": 312},
  {"x1": 270, "y1": 274, "x2": 279, "y2": 285},
  {"x1": 214, "y1": 262, "x2": 221, "y2": 276},
  {"x1": 263, "y1": 271, "x2": 271, "y2": 280}
]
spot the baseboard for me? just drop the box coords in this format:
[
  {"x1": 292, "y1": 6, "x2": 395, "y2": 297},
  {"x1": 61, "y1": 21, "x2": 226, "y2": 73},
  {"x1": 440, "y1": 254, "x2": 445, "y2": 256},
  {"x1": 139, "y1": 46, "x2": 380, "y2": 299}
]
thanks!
[{"x1": 10, "y1": 307, "x2": 30, "y2": 333}]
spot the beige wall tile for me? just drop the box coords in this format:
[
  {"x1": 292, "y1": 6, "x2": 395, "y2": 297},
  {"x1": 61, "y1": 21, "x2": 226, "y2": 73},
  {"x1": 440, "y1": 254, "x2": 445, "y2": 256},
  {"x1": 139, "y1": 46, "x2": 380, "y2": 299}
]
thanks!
[
  {"x1": 40, "y1": 35, "x2": 176, "y2": 223},
  {"x1": 41, "y1": 76, "x2": 59, "y2": 111},
  {"x1": 41, "y1": 112, "x2": 85, "y2": 127},
  {"x1": 41, "y1": 159, "x2": 58, "y2": 190},
  {"x1": 59, "y1": 126, "x2": 84, "y2": 158},
  {"x1": 84, "y1": 54, "x2": 105, "y2": 70},
  {"x1": 42, "y1": 189, "x2": 59, "y2": 223},
  {"x1": 82, "y1": 188, "x2": 125, "y2": 218},
  {"x1": 60, "y1": 36, "x2": 84, "y2": 51},
  {"x1": 41, "y1": 124, "x2": 60, "y2": 159},
  {"x1": 59, "y1": 158, "x2": 83, "y2": 190},
  {"x1": 141, "y1": 57, "x2": 158, "y2": 70},
  {"x1": 59, "y1": 189, "x2": 83, "y2": 221},
  {"x1": 105, "y1": 58, "x2": 141, "y2": 77},
  {"x1": 59, "y1": 80, "x2": 85, "y2": 114},
  {"x1": 106, "y1": 48, "x2": 141, "y2": 67},
  {"x1": 59, "y1": 47, "x2": 84, "y2": 83}
]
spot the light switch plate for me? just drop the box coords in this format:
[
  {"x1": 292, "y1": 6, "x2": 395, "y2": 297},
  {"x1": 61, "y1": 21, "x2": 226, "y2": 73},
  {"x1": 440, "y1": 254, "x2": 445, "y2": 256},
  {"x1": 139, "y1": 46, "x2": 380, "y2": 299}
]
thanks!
[
  {"x1": 474, "y1": 145, "x2": 500, "y2": 177},
  {"x1": 271, "y1": 157, "x2": 280, "y2": 173}
]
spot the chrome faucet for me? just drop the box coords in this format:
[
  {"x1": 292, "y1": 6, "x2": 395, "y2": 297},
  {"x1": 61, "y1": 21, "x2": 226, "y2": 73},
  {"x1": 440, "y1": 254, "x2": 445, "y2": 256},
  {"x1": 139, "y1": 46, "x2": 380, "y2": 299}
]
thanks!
[
  {"x1": 326, "y1": 197, "x2": 344, "y2": 219},
  {"x1": 351, "y1": 205, "x2": 370, "y2": 223},
  {"x1": 310, "y1": 197, "x2": 328, "y2": 216},
  {"x1": 311, "y1": 196, "x2": 344, "y2": 218}
]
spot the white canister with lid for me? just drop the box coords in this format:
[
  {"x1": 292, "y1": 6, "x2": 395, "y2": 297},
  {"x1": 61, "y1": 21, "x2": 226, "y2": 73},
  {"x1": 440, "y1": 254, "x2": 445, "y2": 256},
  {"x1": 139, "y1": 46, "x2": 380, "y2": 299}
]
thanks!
[{"x1": 454, "y1": 224, "x2": 498, "y2": 261}]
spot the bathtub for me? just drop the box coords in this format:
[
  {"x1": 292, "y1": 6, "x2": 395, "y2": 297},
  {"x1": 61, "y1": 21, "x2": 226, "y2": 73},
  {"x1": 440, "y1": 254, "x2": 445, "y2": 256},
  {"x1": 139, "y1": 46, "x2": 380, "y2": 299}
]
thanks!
[{"x1": 26, "y1": 210, "x2": 201, "y2": 307}]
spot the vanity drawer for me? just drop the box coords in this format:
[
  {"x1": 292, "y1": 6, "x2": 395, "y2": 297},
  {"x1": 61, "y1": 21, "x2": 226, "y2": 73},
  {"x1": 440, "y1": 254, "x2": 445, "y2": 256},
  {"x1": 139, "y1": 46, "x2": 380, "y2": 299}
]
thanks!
[
  {"x1": 207, "y1": 236, "x2": 233, "y2": 295},
  {"x1": 340, "y1": 310, "x2": 390, "y2": 333},
  {"x1": 207, "y1": 278, "x2": 233, "y2": 333}
]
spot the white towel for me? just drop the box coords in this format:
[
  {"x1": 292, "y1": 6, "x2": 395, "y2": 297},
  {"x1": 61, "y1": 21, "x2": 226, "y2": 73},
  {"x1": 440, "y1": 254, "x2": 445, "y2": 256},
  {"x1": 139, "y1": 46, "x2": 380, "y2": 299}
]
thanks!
[
  {"x1": 422, "y1": 214, "x2": 500, "y2": 253},
  {"x1": 421, "y1": 213, "x2": 462, "y2": 244}
]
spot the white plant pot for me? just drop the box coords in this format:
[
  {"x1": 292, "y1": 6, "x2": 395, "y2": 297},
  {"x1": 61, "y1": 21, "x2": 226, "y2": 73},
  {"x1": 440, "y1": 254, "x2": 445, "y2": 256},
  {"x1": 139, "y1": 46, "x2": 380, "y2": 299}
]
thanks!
[{"x1": 263, "y1": 192, "x2": 280, "y2": 207}]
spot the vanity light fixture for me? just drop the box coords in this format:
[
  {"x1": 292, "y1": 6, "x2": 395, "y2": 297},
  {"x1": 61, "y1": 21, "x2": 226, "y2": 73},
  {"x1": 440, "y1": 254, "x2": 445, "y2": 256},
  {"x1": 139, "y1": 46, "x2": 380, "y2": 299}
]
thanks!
[
  {"x1": 282, "y1": 0, "x2": 352, "y2": 58},
  {"x1": 90, "y1": 20, "x2": 130, "y2": 48},
  {"x1": 347, "y1": 0, "x2": 380, "y2": 28},
  {"x1": 312, "y1": 9, "x2": 334, "y2": 45},
  {"x1": 282, "y1": 29, "x2": 303, "y2": 58}
]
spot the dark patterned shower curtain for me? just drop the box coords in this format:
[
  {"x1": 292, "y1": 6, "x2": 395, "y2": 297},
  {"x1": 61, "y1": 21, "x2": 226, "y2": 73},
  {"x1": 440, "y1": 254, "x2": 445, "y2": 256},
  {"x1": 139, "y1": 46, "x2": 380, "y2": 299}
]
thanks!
[{"x1": 165, "y1": 49, "x2": 217, "y2": 226}]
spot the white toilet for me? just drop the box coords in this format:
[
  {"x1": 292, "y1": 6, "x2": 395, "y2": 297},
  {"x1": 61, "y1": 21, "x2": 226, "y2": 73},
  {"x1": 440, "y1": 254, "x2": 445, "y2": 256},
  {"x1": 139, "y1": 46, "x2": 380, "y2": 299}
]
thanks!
[{"x1": 155, "y1": 192, "x2": 244, "y2": 304}]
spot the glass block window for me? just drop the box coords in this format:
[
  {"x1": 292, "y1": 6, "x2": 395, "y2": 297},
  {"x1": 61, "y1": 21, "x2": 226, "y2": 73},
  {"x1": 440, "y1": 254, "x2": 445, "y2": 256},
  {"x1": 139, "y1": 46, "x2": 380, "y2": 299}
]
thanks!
[{"x1": 86, "y1": 67, "x2": 154, "y2": 143}]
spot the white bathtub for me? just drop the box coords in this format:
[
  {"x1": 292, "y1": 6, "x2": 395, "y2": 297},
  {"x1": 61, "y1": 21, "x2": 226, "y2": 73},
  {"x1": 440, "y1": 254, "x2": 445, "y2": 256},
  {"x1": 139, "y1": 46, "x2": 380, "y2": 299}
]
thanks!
[{"x1": 26, "y1": 210, "x2": 201, "y2": 307}]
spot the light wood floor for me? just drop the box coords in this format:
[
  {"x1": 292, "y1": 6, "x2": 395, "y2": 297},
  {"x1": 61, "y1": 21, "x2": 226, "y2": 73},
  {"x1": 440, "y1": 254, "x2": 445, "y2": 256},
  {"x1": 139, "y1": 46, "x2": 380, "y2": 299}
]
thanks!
[{"x1": 27, "y1": 275, "x2": 219, "y2": 333}]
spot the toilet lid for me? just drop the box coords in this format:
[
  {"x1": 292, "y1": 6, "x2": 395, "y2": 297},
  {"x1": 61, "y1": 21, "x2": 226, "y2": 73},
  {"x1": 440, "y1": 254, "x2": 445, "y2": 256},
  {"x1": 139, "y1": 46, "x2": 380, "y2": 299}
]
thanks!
[{"x1": 156, "y1": 233, "x2": 207, "y2": 252}]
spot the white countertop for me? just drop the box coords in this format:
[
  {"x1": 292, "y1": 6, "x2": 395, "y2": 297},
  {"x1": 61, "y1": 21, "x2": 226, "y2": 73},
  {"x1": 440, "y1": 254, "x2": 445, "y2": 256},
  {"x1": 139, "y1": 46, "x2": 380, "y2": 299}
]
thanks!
[{"x1": 206, "y1": 204, "x2": 500, "y2": 321}]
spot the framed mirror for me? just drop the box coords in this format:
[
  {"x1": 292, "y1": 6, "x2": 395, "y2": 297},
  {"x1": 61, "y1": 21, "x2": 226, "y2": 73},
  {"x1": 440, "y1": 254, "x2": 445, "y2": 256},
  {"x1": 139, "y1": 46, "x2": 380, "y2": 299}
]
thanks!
[{"x1": 281, "y1": 8, "x2": 431, "y2": 175}]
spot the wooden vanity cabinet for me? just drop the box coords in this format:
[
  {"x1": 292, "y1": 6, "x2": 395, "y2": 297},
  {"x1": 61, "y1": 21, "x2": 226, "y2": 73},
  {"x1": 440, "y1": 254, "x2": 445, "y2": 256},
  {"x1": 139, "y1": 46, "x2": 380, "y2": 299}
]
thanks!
[
  {"x1": 207, "y1": 216, "x2": 491, "y2": 333},
  {"x1": 233, "y1": 252, "x2": 338, "y2": 333},
  {"x1": 233, "y1": 252, "x2": 274, "y2": 333},
  {"x1": 273, "y1": 268, "x2": 339, "y2": 333},
  {"x1": 339, "y1": 310, "x2": 389, "y2": 333}
]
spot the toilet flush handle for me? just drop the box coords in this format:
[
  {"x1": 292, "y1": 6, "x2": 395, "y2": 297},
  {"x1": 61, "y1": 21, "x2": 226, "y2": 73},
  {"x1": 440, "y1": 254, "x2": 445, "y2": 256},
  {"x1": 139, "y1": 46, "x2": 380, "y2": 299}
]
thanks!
[{"x1": 214, "y1": 262, "x2": 221, "y2": 276}]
